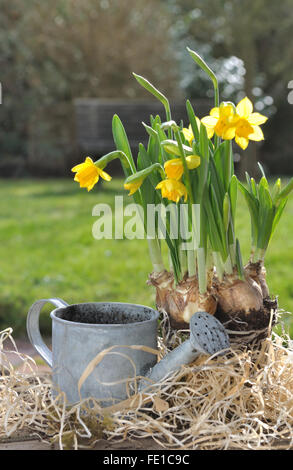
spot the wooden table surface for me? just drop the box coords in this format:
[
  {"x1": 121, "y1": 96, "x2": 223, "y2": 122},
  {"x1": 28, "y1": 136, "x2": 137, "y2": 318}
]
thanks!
[{"x1": 0, "y1": 431, "x2": 166, "y2": 451}]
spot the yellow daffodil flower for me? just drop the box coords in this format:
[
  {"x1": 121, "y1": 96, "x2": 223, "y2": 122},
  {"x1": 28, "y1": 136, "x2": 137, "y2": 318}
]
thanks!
[
  {"x1": 234, "y1": 97, "x2": 268, "y2": 150},
  {"x1": 164, "y1": 159, "x2": 184, "y2": 180},
  {"x1": 71, "y1": 156, "x2": 111, "y2": 191},
  {"x1": 164, "y1": 155, "x2": 201, "y2": 180},
  {"x1": 182, "y1": 121, "x2": 199, "y2": 145},
  {"x1": 183, "y1": 117, "x2": 213, "y2": 143},
  {"x1": 156, "y1": 178, "x2": 188, "y2": 203},
  {"x1": 201, "y1": 98, "x2": 268, "y2": 150},
  {"x1": 186, "y1": 154, "x2": 201, "y2": 170},
  {"x1": 124, "y1": 178, "x2": 144, "y2": 195},
  {"x1": 201, "y1": 102, "x2": 238, "y2": 140},
  {"x1": 182, "y1": 124, "x2": 194, "y2": 145}
]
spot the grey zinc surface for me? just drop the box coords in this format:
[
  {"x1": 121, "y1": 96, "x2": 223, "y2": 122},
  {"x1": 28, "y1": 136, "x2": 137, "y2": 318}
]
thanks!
[{"x1": 27, "y1": 300, "x2": 229, "y2": 404}]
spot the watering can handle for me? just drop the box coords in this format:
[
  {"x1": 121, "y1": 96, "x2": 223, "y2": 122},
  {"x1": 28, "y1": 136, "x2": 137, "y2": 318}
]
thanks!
[{"x1": 26, "y1": 298, "x2": 69, "y2": 367}]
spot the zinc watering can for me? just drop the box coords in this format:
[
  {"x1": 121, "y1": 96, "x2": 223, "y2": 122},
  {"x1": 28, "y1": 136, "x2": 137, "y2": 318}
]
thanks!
[{"x1": 26, "y1": 299, "x2": 230, "y2": 404}]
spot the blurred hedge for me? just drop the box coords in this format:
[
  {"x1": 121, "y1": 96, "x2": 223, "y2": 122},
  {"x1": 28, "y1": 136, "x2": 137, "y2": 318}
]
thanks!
[
  {"x1": 1, "y1": 0, "x2": 293, "y2": 178},
  {"x1": 0, "y1": 0, "x2": 178, "y2": 177}
]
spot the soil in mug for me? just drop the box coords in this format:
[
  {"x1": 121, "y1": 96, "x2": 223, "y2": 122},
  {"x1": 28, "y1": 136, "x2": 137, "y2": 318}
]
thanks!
[{"x1": 55, "y1": 303, "x2": 156, "y2": 325}]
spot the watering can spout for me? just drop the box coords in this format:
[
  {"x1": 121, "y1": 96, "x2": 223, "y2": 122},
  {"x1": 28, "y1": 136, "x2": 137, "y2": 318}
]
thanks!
[{"x1": 139, "y1": 311, "x2": 230, "y2": 391}]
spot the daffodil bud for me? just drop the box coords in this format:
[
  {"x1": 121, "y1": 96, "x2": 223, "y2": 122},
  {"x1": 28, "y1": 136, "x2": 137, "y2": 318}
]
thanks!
[
  {"x1": 124, "y1": 178, "x2": 144, "y2": 196},
  {"x1": 220, "y1": 101, "x2": 236, "y2": 113},
  {"x1": 161, "y1": 121, "x2": 180, "y2": 132},
  {"x1": 223, "y1": 193, "x2": 231, "y2": 232},
  {"x1": 186, "y1": 154, "x2": 201, "y2": 170},
  {"x1": 161, "y1": 139, "x2": 193, "y2": 157},
  {"x1": 123, "y1": 163, "x2": 165, "y2": 195}
]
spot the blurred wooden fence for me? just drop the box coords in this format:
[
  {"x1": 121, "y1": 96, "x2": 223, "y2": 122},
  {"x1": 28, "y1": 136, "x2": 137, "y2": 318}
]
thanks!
[{"x1": 74, "y1": 98, "x2": 210, "y2": 155}]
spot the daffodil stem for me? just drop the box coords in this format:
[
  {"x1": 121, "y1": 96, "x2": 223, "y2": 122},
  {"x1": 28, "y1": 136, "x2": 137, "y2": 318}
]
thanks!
[
  {"x1": 229, "y1": 243, "x2": 237, "y2": 267},
  {"x1": 253, "y1": 247, "x2": 266, "y2": 264},
  {"x1": 174, "y1": 130, "x2": 194, "y2": 205},
  {"x1": 223, "y1": 254, "x2": 233, "y2": 275},
  {"x1": 165, "y1": 103, "x2": 173, "y2": 140},
  {"x1": 124, "y1": 163, "x2": 165, "y2": 184},
  {"x1": 213, "y1": 82, "x2": 220, "y2": 149},
  {"x1": 187, "y1": 249, "x2": 196, "y2": 278},
  {"x1": 95, "y1": 151, "x2": 132, "y2": 174},
  {"x1": 214, "y1": 81, "x2": 219, "y2": 108},
  {"x1": 197, "y1": 247, "x2": 207, "y2": 294},
  {"x1": 147, "y1": 238, "x2": 165, "y2": 273},
  {"x1": 179, "y1": 245, "x2": 188, "y2": 275},
  {"x1": 168, "y1": 252, "x2": 174, "y2": 274},
  {"x1": 174, "y1": 129, "x2": 198, "y2": 279},
  {"x1": 180, "y1": 201, "x2": 197, "y2": 279},
  {"x1": 213, "y1": 252, "x2": 225, "y2": 280},
  {"x1": 250, "y1": 247, "x2": 256, "y2": 262}
]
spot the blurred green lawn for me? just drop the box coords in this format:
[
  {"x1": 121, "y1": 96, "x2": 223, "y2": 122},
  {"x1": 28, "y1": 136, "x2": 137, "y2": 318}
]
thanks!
[{"x1": 0, "y1": 178, "x2": 292, "y2": 337}]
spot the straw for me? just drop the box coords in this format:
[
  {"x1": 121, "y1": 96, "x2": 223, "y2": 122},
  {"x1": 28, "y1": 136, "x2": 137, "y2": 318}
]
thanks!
[{"x1": 1, "y1": 315, "x2": 293, "y2": 450}]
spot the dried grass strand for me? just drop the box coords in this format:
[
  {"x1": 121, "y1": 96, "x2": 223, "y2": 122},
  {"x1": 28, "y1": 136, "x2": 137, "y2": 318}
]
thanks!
[{"x1": 1, "y1": 314, "x2": 293, "y2": 450}]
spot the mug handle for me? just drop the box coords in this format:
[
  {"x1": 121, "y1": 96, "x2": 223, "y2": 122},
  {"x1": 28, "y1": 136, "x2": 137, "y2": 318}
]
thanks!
[{"x1": 26, "y1": 298, "x2": 69, "y2": 367}]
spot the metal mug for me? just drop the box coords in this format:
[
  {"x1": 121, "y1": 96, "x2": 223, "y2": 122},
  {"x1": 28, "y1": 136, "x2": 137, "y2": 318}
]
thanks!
[{"x1": 26, "y1": 299, "x2": 159, "y2": 404}]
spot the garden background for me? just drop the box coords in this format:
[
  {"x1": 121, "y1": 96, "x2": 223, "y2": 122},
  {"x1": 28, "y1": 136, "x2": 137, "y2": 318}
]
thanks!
[{"x1": 1, "y1": 0, "x2": 293, "y2": 338}]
